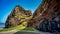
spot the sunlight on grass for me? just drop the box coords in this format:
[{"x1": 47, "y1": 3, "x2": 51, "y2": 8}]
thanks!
[
  {"x1": 0, "y1": 26, "x2": 25, "y2": 32},
  {"x1": 0, "y1": 22, "x2": 26, "y2": 32},
  {"x1": 0, "y1": 26, "x2": 35, "y2": 32},
  {"x1": 0, "y1": 21, "x2": 35, "y2": 32},
  {"x1": 23, "y1": 27, "x2": 35, "y2": 31},
  {"x1": 0, "y1": 15, "x2": 33, "y2": 32}
]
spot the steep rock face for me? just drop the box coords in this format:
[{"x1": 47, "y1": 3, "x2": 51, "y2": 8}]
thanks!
[
  {"x1": 27, "y1": 0, "x2": 60, "y2": 28},
  {"x1": 27, "y1": 0, "x2": 60, "y2": 32},
  {"x1": 5, "y1": 5, "x2": 32, "y2": 28}
]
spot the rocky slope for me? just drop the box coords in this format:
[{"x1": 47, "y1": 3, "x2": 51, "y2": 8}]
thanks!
[
  {"x1": 27, "y1": 0, "x2": 60, "y2": 33},
  {"x1": 25, "y1": 10, "x2": 32, "y2": 17},
  {"x1": 5, "y1": 5, "x2": 32, "y2": 28},
  {"x1": 28, "y1": 0, "x2": 60, "y2": 26}
]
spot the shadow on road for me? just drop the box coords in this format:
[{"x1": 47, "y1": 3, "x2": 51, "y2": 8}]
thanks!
[{"x1": 14, "y1": 31, "x2": 39, "y2": 34}]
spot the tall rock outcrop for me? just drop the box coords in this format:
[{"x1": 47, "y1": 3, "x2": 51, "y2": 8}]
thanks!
[
  {"x1": 27, "y1": 0, "x2": 60, "y2": 32},
  {"x1": 5, "y1": 5, "x2": 32, "y2": 28},
  {"x1": 27, "y1": 0, "x2": 60, "y2": 28}
]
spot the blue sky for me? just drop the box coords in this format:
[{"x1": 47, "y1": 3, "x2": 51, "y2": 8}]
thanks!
[{"x1": 0, "y1": 0, "x2": 42, "y2": 23}]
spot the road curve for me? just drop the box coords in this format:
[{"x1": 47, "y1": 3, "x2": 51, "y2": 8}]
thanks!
[{"x1": 0, "y1": 30, "x2": 54, "y2": 34}]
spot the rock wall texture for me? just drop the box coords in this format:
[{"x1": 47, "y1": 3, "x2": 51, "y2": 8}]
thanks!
[
  {"x1": 27, "y1": 0, "x2": 60, "y2": 33},
  {"x1": 5, "y1": 5, "x2": 32, "y2": 28}
]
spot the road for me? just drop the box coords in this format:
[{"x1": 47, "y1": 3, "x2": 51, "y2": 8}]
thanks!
[{"x1": 0, "y1": 30, "x2": 54, "y2": 34}]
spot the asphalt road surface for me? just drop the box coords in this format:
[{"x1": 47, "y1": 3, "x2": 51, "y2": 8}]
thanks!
[{"x1": 0, "y1": 30, "x2": 54, "y2": 34}]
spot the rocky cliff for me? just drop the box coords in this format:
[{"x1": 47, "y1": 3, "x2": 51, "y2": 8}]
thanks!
[
  {"x1": 5, "y1": 5, "x2": 32, "y2": 28},
  {"x1": 27, "y1": 0, "x2": 60, "y2": 27},
  {"x1": 27, "y1": 0, "x2": 60, "y2": 33}
]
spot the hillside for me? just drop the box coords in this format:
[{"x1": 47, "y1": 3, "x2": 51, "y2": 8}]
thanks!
[{"x1": 5, "y1": 5, "x2": 32, "y2": 28}]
